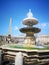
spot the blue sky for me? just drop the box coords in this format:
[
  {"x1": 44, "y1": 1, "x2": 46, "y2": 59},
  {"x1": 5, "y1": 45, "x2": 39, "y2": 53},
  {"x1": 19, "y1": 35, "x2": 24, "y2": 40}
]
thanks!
[{"x1": 0, "y1": 0, "x2": 49, "y2": 36}]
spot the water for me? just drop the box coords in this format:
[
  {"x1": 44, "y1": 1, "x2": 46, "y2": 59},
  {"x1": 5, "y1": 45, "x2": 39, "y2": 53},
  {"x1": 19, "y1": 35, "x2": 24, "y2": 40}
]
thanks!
[
  {"x1": 36, "y1": 42, "x2": 44, "y2": 48},
  {"x1": 15, "y1": 52, "x2": 23, "y2": 65}
]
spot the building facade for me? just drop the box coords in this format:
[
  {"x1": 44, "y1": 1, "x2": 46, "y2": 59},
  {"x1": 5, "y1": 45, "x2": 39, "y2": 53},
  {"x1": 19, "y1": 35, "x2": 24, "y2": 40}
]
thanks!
[
  {"x1": 36, "y1": 35, "x2": 49, "y2": 45},
  {"x1": 0, "y1": 35, "x2": 49, "y2": 45}
]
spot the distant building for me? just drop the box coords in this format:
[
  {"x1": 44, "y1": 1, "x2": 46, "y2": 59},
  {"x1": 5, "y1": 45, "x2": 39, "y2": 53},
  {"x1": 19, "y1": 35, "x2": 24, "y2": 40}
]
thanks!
[
  {"x1": 0, "y1": 35, "x2": 49, "y2": 45},
  {"x1": 0, "y1": 35, "x2": 25, "y2": 44},
  {"x1": 36, "y1": 35, "x2": 49, "y2": 45},
  {"x1": 0, "y1": 35, "x2": 6, "y2": 41}
]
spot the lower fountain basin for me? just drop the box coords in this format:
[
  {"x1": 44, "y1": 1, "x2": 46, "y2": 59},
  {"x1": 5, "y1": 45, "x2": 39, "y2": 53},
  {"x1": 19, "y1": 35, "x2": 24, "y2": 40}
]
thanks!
[
  {"x1": 0, "y1": 44, "x2": 49, "y2": 65},
  {"x1": 2, "y1": 44, "x2": 49, "y2": 50}
]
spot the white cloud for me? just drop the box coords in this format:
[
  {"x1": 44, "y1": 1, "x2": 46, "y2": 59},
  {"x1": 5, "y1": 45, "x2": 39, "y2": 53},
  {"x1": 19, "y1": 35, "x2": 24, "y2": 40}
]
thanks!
[
  {"x1": 35, "y1": 22, "x2": 47, "y2": 28},
  {"x1": 14, "y1": 26, "x2": 19, "y2": 30},
  {"x1": 41, "y1": 23, "x2": 47, "y2": 28}
]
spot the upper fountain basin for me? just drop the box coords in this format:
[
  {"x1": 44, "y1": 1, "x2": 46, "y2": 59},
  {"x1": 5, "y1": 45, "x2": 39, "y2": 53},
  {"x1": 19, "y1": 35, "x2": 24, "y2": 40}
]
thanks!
[{"x1": 22, "y1": 18, "x2": 38, "y2": 26}]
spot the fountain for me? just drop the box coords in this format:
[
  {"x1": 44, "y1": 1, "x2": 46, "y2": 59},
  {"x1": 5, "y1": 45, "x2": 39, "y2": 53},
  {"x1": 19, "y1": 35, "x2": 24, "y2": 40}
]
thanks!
[
  {"x1": 0, "y1": 9, "x2": 49, "y2": 65},
  {"x1": 20, "y1": 9, "x2": 41, "y2": 47}
]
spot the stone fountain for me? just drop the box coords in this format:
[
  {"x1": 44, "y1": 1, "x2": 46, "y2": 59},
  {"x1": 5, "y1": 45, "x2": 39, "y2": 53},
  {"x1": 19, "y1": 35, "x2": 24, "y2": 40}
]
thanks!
[
  {"x1": 0, "y1": 9, "x2": 49, "y2": 65},
  {"x1": 20, "y1": 9, "x2": 41, "y2": 47}
]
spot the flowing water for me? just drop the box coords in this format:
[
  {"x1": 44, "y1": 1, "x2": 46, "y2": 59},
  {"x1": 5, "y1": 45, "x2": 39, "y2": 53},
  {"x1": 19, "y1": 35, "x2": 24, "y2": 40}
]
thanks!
[{"x1": 15, "y1": 52, "x2": 23, "y2": 65}]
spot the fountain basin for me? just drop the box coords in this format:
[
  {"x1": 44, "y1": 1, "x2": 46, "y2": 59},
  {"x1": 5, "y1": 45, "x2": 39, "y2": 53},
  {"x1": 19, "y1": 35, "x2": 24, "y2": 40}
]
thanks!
[
  {"x1": 22, "y1": 18, "x2": 38, "y2": 26},
  {"x1": 2, "y1": 44, "x2": 48, "y2": 50},
  {"x1": 0, "y1": 44, "x2": 49, "y2": 65},
  {"x1": 20, "y1": 27, "x2": 41, "y2": 33}
]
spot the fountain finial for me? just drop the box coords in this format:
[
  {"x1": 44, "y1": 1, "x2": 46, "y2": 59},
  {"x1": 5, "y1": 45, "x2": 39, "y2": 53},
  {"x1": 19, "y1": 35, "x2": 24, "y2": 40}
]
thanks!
[{"x1": 27, "y1": 9, "x2": 33, "y2": 18}]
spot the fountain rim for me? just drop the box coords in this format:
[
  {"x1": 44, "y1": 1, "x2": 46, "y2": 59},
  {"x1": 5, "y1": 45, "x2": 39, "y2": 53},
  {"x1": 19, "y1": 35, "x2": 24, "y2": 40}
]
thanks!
[
  {"x1": 22, "y1": 18, "x2": 38, "y2": 25},
  {"x1": 20, "y1": 27, "x2": 41, "y2": 33}
]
